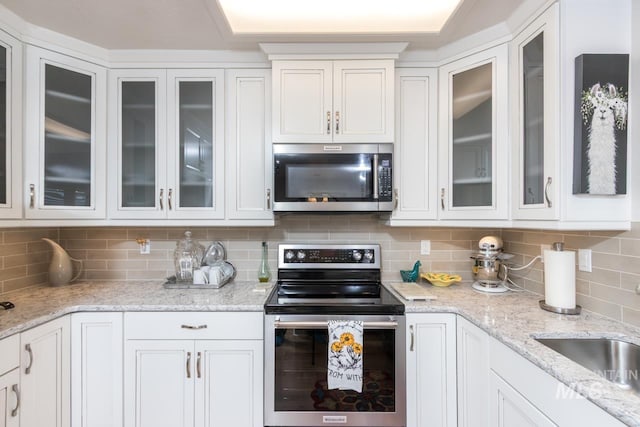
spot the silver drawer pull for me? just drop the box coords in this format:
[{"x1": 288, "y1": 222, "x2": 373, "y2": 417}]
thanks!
[
  {"x1": 196, "y1": 352, "x2": 202, "y2": 378},
  {"x1": 409, "y1": 325, "x2": 415, "y2": 352},
  {"x1": 25, "y1": 344, "x2": 33, "y2": 375},
  {"x1": 11, "y1": 384, "x2": 19, "y2": 417},
  {"x1": 181, "y1": 324, "x2": 208, "y2": 330},
  {"x1": 186, "y1": 352, "x2": 191, "y2": 378}
]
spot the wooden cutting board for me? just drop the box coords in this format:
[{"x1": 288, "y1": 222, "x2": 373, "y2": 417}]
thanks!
[{"x1": 390, "y1": 283, "x2": 438, "y2": 301}]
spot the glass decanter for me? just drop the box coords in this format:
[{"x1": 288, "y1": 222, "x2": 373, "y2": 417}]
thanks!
[{"x1": 173, "y1": 231, "x2": 205, "y2": 282}]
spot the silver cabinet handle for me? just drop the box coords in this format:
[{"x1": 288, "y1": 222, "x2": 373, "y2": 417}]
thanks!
[
  {"x1": 326, "y1": 111, "x2": 331, "y2": 134},
  {"x1": 29, "y1": 184, "x2": 35, "y2": 209},
  {"x1": 266, "y1": 188, "x2": 271, "y2": 210},
  {"x1": 168, "y1": 188, "x2": 173, "y2": 210},
  {"x1": 196, "y1": 351, "x2": 202, "y2": 378},
  {"x1": 159, "y1": 188, "x2": 164, "y2": 210},
  {"x1": 186, "y1": 352, "x2": 192, "y2": 378},
  {"x1": 394, "y1": 188, "x2": 399, "y2": 210},
  {"x1": 409, "y1": 325, "x2": 415, "y2": 352},
  {"x1": 335, "y1": 111, "x2": 340, "y2": 134},
  {"x1": 11, "y1": 384, "x2": 19, "y2": 417},
  {"x1": 25, "y1": 344, "x2": 33, "y2": 375},
  {"x1": 181, "y1": 324, "x2": 207, "y2": 330},
  {"x1": 544, "y1": 177, "x2": 552, "y2": 208},
  {"x1": 440, "y1": 188, "x2": 445, "y2": 210}
]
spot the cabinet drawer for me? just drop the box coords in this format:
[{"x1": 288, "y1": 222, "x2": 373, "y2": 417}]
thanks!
[
  {"x1": 124, "y1": 312, "x2": 263, "y2": 340},
  {"x1": 0, "y1": 334, "x2": 19, "y2": 375}
]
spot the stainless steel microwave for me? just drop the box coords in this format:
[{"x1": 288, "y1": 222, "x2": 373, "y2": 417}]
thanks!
[{"x1": 273, "y1": 143, "x2": 393, "y2": 212}]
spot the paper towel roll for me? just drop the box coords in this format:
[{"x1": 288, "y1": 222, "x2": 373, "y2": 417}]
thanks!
[{"x1": 544, "y1": 249, "x2": 576, "y2": 309}]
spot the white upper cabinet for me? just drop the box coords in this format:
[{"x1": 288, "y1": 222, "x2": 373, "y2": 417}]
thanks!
[
  {"x1": 24, "y1": 46, "x2": 107, "y2": 219},
  {"x1": 108, "y1": 69, "x2": 224, "y2": 220},
  {"x1": 511, "y1": 3, "x2": 559, "y2": 221},
  {"x1": 510, "y1": 0, "x2": 631, "y2": 229},
  {"x1": 272, "y1": 60, "x2": 394, "y2": 143},
  {"x1": 390, "y1": 68, "x2": 438, "y2": 223},
  {"x1": 0, "y1": 31, "x2": 21, "y2": 219},
  {"x1": 225, "y1": 69, "x2": 273, "y2": 223},
  {"x1": 438, "y1": 44, "x2": 509, "y2": 220}
]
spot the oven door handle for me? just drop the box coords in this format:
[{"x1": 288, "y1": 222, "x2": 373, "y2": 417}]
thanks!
[{"x1": 273, "y1": 320, "x2": 398, "y2": 329}]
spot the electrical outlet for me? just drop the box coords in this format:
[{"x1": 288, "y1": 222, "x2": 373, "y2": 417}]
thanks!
[
  {"x1": 420, "y1": 240, "x2": 431, "y2": 255},
  {"x1": 138, "y1": 239, "x2": 151, "y2": 254},
  {"x1": 540, "y1": 244, "x2": 551, "y2": 262},
  {"x1": 578, "y1": 249, "x2": 592, "y2": 272}
]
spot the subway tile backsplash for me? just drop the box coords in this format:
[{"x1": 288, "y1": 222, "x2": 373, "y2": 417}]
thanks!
[{"x1": 1, "y1": 216, "x2": 640, "y2": 328}]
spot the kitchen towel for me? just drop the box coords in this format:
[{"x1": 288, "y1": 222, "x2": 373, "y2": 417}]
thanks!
[{"x1": 327, "y1": 320, "x2": 364, "y2": 393}]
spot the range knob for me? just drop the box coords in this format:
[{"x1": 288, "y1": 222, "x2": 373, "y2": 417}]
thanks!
[
  {"x1": 352, "y1": 250, "x2": 363, "y2": 261},
  {"x1": 285, "y1": 250, "x2": 295, "y2": 261},
  {"x1": 364, "y1": 250, "x2": 374, "y2": 261},
  {"x1": 296, "y1": 251, "x2": 306, "y2": 261}
]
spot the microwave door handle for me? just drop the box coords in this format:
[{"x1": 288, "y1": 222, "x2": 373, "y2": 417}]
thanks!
[{"x1": 372, "y1": 154, "x2": 379, "y2": 200}]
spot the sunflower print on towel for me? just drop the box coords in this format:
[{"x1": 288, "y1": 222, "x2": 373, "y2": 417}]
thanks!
[{"x1": 328, "y1": 322, "x2": 363, "y2": 371}]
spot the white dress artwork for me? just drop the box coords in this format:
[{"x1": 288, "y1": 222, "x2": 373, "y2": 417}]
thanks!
[{"x1": 580, "y1": 82, "x2": 628, "y2": 194}]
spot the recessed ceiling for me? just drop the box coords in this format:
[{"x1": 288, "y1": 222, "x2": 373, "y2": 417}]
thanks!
[
  {"x1": 0, "y1": 0, "x2": 532, "y2": 51},
  {"x1": 216, "y1": 0, "x2": 462, "y2": 34}
]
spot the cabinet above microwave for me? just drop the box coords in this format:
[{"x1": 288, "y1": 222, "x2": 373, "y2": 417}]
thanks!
[{"x1": 272, "y1": 60, "x2": 394, "y2": 143}]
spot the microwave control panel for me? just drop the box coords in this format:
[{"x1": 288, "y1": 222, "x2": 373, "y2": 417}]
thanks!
[{"x1": 378, "y1": 157, "x2": 392, "y2": 200}]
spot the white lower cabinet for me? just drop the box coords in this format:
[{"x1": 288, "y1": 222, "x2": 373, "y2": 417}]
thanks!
[
  {"x1": 71, "y1": 313, "x2": 123, "y2": 427},
  {"x1": 0, "y1": 369, "x2": 20, "y2": 427},
  {"x1": 489, "y1": 370, "x2": 556, "y2": 427},
  {"x1": 20, "y1": 316, "x2": 70, "y2": 427},
  {"x1": 456, "y1": 316, "x2": 489, "y2": 427},
  {"x1": 489, "y1": 337, "x2": 624, "y2": 427},
  {"x1": 406, "y1": 313, "x2": 457, "y2": 427},
  {"x1": 123, "y1": 312, "x2": 263, "y2": 427},
  {"x1": 0, "y1": 334, "x2": 20, "y2": 427}
]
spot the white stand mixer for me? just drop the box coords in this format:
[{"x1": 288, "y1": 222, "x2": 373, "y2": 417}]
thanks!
[{"x1": 470, "y1": 236, "x2": 512, "y2": 293}]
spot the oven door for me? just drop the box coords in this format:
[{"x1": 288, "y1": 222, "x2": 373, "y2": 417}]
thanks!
[
  {"x1": 273, "y1": 144, "x2": 393, "y2": 212},
  {"x1": 264, "y1": 314, "x2": 406, "y2": 427}
]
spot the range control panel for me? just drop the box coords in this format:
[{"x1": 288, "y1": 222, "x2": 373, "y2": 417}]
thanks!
[{"x1": 278, "y1": 244, "x2": 380, "y2": 269}]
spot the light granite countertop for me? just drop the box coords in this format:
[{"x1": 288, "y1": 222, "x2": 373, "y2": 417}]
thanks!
[
  {"x1": 392, "y1": 280, "x2": 640, "y2": 427},
  {"x1": 0, "y1": 280, "x2": 272, "y2": 339},
  {"x1": 1, "y1": 279, "x2": 639, "y2": 425}
]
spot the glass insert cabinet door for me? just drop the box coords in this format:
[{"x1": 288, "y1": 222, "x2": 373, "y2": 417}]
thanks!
[
  {"x1": 522, "y1": 32, "x2": 545, "y2": 206},
  {"x1": 166, "y1": 70, "x2": 224, "y2": 220},
  {"x1": 450, "y1": 62, "x2": 493, "y2": 208},
  {"x1": 0, "y1": 30, "x2": 22, "y2": 219},
  {"x1": 24, "y1": 46, "x2": 107, "y2": 219},
  {"x1": 120, "y1": 81, "x2": 157, "y2": 209},
  {"x1": 43, "y1": 64, "x2": 92, "y2": 207},
  {"x1": 438, "y1": 44, "x2": 509, "y2": 220},
  {"x1": 110, "y1": 69, "x2": 223, "y2": 219},
  {"x1": 512, "y1": 3, "x2": 558, "y2": 221},
  {"x1": 0, "y1": 44, "x2": 7, "y2": 207}
]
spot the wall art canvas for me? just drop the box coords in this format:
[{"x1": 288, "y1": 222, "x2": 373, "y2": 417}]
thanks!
[{"x1": 573, "y1": 54, "x2": 629, "y2": 195}]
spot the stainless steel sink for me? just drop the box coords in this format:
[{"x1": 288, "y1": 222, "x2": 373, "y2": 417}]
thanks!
[{"x1": 535, "y1": 337, "x2": 640, "y2": 393}]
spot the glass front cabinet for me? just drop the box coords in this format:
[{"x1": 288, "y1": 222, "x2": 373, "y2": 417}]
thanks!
[
  {"x1": 511, "y1": 3, "x2": 559, "y2": 220},
  {"x1": 438, "y1": 44, "x2": 509, "y2": 220},
  {"x1": 24, "y1": 46, "x2": 107, "y2": 219},
  {"x1": 108, "y1": 69, "x2": 224, "y2": 220},
  {"x1": 0, "y1": 30, "x2": 22, "y2": 219}
]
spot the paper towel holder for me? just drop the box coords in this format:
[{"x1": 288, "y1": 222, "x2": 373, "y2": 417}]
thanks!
[
  {"x1": 539, "y1": 300, "x2": 581, "y2": 315},
  {"x1": 539, "y1": 241, "x2": 582, "y2": 315}
]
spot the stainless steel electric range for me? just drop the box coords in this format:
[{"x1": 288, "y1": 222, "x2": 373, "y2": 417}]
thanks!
[{"x1": 264, "y1": 243, "x2": 406, "y2": 427}]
